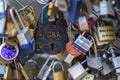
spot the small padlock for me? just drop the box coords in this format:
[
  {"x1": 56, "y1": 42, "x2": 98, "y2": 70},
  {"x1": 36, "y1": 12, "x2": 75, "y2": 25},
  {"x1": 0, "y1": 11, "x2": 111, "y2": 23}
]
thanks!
[
  {"x1": 47, "y1": 1, "x2": 58, "y2": 16},
  {"x1": 68, "y1": 62, "x2": 88, "y2": 80},
  {"x1": 41, "y1": 3, "x2": 50, "y2": 24},
  {"x1": 86, "y1": 37, "x2": 102, "y2": 70},
  {"x1": 10, "y1": 8, "x2": 34, "y2": 48},
  {"x1": 19, "y1": 5, "x2": 37, "y2": 26},
  {"x1": 52, "y1": 61, "x2": 66, "y2": 80},
  {"x1": 96, "y1": 20, "x2": 116, "y2": 41},
  {"x1": 37, "y1": 56, "x2": 55, "y2": 80},
  {"x1": 100, "y1": 0, "x2": 115, "y2": 20},
  {"x1": 73, "y1": 32, "x2": 93, "y2": 53},
  {"x1": 55, "y1": 0, "x2": 68, "y2": 12},
  {"x1": 81, "y1": 74, "x2": 94, "y2": 80},
  {"x1": 64, "y1": 41, "x2": 81, "y2": 64},
  {"x1": 101, "y1": 61, "x2": 114, "y2": 75},
  {"x1": 78, "y1": 16, "x2": 90, "y2": 31},
  {"x1": 67, "y1": 0, "x2": 82, "y2": 23}
]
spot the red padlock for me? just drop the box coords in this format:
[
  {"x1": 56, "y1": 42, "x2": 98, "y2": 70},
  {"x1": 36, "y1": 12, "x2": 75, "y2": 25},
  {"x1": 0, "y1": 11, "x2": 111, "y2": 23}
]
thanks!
[{"x1": 66, "y1": 41, "x2": 81, "y2": 57}]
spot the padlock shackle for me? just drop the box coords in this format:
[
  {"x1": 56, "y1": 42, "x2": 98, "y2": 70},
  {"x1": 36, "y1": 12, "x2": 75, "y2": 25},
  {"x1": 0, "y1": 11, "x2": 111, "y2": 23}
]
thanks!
[
  {"x1": 52, "y1": 61, "x2": 64, "y2": 72},
  {"x1": 10, "y1": 8, "x2": 21, "y2": 33}
]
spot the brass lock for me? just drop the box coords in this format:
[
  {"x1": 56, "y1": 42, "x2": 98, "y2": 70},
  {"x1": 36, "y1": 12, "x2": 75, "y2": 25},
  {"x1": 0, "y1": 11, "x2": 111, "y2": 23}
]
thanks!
[{"x1": 19, "y1": 5, "x2": 37, "y2": 26}]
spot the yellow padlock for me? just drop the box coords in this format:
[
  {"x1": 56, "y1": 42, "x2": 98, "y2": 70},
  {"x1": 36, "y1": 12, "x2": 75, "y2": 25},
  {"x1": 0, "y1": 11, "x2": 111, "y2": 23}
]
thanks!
[
  {"x1": 52, "y1": 62, "x2": 66, "y2": 80},
  {"x1": 47, "y1": 1, "x2": 58, "y2": 16}
]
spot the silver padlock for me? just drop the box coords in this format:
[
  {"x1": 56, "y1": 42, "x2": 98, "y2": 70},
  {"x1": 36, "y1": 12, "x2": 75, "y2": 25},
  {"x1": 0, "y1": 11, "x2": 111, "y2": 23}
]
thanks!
[
  {"x1": 101, "y1": 61, "x2": 114, "y2": 75},
  {"x1": 68, "y1": 62, "x2": 88, "y2": 80},
  {"x1": 86, "y1": 37, "x2": 102, "y2": 70},
  {"x1": 73, "y1": 32, "x2": 93, "y2": 53},
  {"x1": 37, "y1": 56, "x2": 54, "y2": 80},
  {"x1": 10, "y1": 8, "x2": 34, "y2": 48}
]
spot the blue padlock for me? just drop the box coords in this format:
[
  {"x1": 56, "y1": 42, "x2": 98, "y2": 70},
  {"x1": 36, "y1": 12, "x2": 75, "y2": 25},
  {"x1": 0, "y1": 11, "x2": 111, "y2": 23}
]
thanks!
[{"x1": 67, "y1": 0, "x2": 82, "y2": 23}]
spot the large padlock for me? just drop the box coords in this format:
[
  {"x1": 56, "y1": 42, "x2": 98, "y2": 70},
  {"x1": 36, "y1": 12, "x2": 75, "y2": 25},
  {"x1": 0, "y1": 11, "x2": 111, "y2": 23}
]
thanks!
[
  {"x1": 97, "y1": 21, "x2": 116, "y2": 41},
  {"x1": 64, "y1": 41, "x2": 81, "y2": 64},
  {"x1": 67, "y1": 0, "x2": 82, "y2": 23},
  {"x1": 47, "y1": 1, "x2": 58, "y2": 16},
  {"x1": 100, "y1": 0, "x2": 115, "y2": 20},
  {"x1": 36, "y1": 11, "x2": 68, "y2": 54},
  {"x1": 37, "y1": 56, "x2": 55, "y2": 80},
  {"x1": 68, "y1": 62, "x2": 88, "y2": 80},
  {"x1": 19, "y1": 5, "x2": 37, "y2": 26},
  {"x1": 73, "y1": 32, "x2": 93, "y2": 53},
  {"x1": 86, "y1": 37, "x2": 102, "y2": 70},
  {"x1": 41, "y1": 3, "x2": 50, "y2": 24},
  {"x1": 10, "y1": 8, "x2": 34, "y2": 48},
  {"x1": 52, "y1": 61, "x2": 66, "y2": 80}
]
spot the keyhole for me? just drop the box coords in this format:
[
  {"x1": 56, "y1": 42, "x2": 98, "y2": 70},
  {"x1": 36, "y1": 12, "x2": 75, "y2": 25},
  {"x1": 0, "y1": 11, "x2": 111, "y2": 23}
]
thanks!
[{"x1": 51, "y1": 43, "x2": 54, "y2": 50}]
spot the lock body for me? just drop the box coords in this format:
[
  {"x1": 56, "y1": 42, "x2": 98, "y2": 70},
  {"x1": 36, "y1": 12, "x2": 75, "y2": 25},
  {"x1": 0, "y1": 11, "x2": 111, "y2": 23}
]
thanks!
[{"x1": 68, "y1": 62, "x2": 87, "y2": 80}]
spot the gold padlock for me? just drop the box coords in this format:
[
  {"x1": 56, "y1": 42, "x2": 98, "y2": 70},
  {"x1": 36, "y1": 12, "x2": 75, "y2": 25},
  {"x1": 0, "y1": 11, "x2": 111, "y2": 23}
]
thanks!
[
  {"x1": 19, "y1": 5, "x2": 37, "y2": 26},
  {"x1": 47, "y1": 1, "x2": 58, "y2": 16},
  {"x1": 94, "y1": 32, "x2": 112, "y2": 46},
  {"x1": 97, "y1": 21, "x2": 116, "y2": 41},
  {"x1": 52, "y1": 62, "x2": 66, "y2": 80}
]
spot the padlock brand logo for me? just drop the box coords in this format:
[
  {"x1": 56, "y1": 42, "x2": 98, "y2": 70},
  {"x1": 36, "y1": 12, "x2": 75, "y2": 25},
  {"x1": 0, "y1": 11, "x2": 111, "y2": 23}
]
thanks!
[{"x1": 47, "y1": 32, "x2": 61, "y2": 39}]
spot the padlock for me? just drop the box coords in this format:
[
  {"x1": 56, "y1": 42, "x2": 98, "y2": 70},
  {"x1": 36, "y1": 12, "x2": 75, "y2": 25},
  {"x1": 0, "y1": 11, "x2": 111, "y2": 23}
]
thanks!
[
  {"x1": 41, "y1": 3, "x2": 50, "y2": 24},
  {"x1": 73, "y1": 32, "x2": 93, "y2": 53},
  {"x1": 37, "y1": 56, "x2": 55, "y2": 80},
  {"x1": 64, "y1": 41, "x2": 81, "y2": 64},
  {"x1": 67, "y1": 0, "x2": 82, "y2": 23},
  {"x1": 17, "y1": 62, "x2": 29, "y2": 80},
  {"x1": 94, "y1": 32, "x2": 112, "y2": 46},
  {"x1": 101, "y1": 61, "x2": 114, "y2": 75},
  {"x1": 10, "y1": 8, "x2": 34, "y2": 48},
  {"x1": 0, "y1": 42, "x2": 19, "y2": 61},
  {"x1": 0, "y1": 64, "x2": 5, "y2": 77},
  {"x1": 81, "y1": 74, "x2": 94, "y2": 80},
  {"x1": 86, "y1": 37, "x2": 102, "y2": 70},
  {"x1": 19, "y1": 5, "x2": 37, "y2": 26},
  {"x1": 78, "y1": 16, "x2": 90, "y2": 31},
  {"x1": 47, "y1": 1, "x2": 58, "y2": 16},
  {"x1": 52, "y1": 61, "x2": 66, "y2": 80},
  {"x1": 36, "y1": 0, "x2": 49, "y2": 4},
  {"x1": 100, "y1": 0, "x2": 115, "y2": 20},
  {"x1": 55, "y1": 0, "x2": 68, "y2": 12},
  {"x1": 68, "y1": 62, "x2": 88, "y2": 80},
  {"x1": 97, "y1": 21, "x2": 116, "y2": 41}
]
